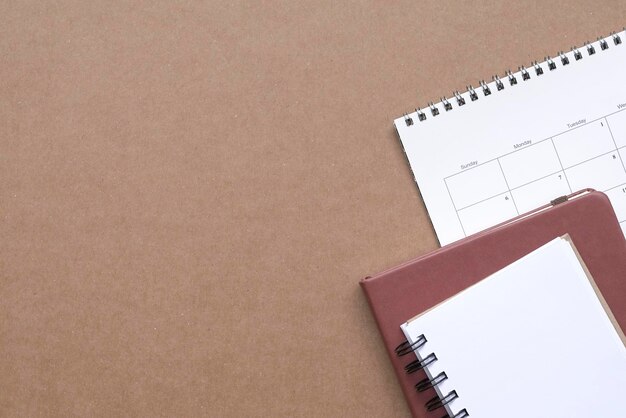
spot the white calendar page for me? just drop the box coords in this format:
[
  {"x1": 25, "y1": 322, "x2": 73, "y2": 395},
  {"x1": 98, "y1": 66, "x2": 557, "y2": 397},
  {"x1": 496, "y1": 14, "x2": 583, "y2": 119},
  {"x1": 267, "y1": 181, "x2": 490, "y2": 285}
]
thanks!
[{"x1": 395, "y1": 31, "x2": 626, "y2": 245}]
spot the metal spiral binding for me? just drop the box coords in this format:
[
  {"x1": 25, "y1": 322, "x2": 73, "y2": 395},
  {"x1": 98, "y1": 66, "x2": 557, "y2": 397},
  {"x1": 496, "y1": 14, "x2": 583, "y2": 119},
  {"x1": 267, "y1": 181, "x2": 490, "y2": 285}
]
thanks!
[
  {"x1": 442, "y1": 409, "x2": 469, "y2": 418},
  {"x1": 506, "y1": 69, "x2": 517, "y2": 85},
  {"x1": 453, "y1": 91, "x2": 465, "y2": 106},
  {"x1": 403, "y1": 29, "x2": 625, "y2": 127},
  {"x1": 405, "y1": 353, "x2": 437, "y2": 374},
  {"x1": 415, "y1": 372, "x2": 448, "y2": 392},
  {"x1": 395, "y1": 334, "x2": 427, "y2": 356},
  {"x1": 426, "y1": 391, "x2": 458, "y2": 411},
  {"x1": 492, "y1": 75, "x2": 504, "y2": 91},
  {"x1": 395, "y1": 335, "x2": 469, "y2": 416}
]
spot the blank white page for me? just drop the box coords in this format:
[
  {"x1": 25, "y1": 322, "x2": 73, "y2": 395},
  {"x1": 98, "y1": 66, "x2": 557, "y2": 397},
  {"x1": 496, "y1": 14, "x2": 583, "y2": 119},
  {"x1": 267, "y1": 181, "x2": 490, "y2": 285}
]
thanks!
[
  {"x1": 401, "y1": 237, "x2": 626, "y2": 418},
  {"x1": 394, "y1": 31, "x2": 626, "y2": 245}
]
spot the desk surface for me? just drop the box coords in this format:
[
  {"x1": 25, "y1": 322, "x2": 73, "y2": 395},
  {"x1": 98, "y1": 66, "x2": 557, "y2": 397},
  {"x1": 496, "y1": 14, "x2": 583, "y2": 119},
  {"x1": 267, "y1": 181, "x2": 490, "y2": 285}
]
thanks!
[{"x1": 1, "y1": 1, "x2": 624, "y2": 416}]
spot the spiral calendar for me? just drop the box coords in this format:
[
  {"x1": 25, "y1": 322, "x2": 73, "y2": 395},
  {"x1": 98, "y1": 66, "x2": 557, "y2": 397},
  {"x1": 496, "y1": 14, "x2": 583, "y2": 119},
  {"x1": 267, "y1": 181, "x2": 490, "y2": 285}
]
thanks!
[{"x1": 395, "y1": 30, "x2": 626, "y2": 245}]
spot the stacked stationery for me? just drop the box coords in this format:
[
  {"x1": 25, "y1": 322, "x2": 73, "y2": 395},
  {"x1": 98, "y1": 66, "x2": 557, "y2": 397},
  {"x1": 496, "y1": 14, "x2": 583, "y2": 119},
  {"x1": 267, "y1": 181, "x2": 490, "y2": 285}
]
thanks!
[
  {"x1": 361, "y1": 28, "x2": 626, "y2": 417},
  {"x1": 361, "y1": 191, "x2": 626, "y2": 417},
  {"x1": 399, "y1": 236, "x2": 626, "y2": 417}
]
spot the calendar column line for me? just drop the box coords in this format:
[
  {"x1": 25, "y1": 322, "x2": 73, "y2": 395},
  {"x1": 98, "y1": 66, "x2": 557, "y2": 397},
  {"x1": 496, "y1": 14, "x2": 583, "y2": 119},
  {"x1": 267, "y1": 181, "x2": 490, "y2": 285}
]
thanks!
[
  {"x1": 604, "y1": 117, "x2": 626, "y2": 174},
  {"x1": 444, "y1": 178, "x2": 467, "y2": 238},
  {"x1": 496, "y1": 158, "x2": 519, "y2": 215},
  {"x1": 550, "y1": 137, "x2": 573, "y2": 194}
]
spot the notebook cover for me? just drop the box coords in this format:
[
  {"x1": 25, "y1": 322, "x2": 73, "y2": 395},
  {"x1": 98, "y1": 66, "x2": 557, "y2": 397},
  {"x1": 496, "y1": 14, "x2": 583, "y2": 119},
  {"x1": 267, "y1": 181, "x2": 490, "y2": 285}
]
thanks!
[{"x1": 360, "y1": 190, "x2": 626, "y2": 418}]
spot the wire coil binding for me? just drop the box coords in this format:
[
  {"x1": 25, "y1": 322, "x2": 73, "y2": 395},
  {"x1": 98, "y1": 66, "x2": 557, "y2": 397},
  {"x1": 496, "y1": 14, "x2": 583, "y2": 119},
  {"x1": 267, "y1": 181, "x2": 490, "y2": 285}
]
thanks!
[
  {"x1": 402, "y1": 29, "x2": 625, "y2": 127},
  {"x1": 395, "y1": 334, "x2": 468, "y2": 417}
]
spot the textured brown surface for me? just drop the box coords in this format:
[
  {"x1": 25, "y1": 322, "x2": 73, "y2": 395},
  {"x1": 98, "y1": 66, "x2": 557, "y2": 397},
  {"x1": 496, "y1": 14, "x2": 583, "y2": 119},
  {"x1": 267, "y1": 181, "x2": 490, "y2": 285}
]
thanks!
[{"x1": 1, "y1": 1, "x2": 624, "y2": 417}]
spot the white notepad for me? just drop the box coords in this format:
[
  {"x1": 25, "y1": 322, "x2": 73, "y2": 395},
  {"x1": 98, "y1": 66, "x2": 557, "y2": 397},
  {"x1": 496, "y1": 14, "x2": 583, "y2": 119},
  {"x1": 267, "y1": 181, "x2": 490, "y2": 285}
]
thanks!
[
  {"x1": 394, "y1": 30, "x2": 626, "y2": 245},
  {"x1": 400, "y1": 237, "x2": 626, "y2": 418}
]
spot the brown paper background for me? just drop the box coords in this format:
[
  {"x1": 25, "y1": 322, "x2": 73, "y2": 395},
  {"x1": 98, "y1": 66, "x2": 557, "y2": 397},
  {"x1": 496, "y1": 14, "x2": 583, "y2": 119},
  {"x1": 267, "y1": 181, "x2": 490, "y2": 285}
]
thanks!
[{"x1": 1, "y1": 2, "x2": 624, "y2": 416}]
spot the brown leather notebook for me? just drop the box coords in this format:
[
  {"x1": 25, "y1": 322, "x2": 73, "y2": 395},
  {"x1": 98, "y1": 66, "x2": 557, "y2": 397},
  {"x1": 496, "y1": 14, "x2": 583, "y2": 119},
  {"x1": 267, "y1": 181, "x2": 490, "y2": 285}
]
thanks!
[{"x1": 360, "y1": 190, "x2": 626, "y2": 418}]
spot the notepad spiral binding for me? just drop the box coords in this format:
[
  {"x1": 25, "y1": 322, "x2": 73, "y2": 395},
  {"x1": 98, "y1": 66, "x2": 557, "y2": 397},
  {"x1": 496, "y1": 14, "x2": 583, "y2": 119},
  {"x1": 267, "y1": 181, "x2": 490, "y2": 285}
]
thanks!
[
  {"x1": 402, "y1": 29, "x2": 624, "y2": 127},
  {"x1": 395, "y1": 335, "x2": 469, "y2": 418}
]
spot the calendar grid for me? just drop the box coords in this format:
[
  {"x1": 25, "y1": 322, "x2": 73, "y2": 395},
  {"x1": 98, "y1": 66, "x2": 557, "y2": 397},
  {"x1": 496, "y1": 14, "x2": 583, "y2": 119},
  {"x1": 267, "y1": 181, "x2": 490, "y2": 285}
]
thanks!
[
  {"x1": 550, "y1": 137, "x2": 573, "y2": 194},
  {"x1": 443, "y1": 107, "x2": 626, "y2": 238},
  {"x1": 608, "y1": 182, "x2": 626, "y2": 223},
  {"x1": 445, "y1": 107, "x2": 626, "y2": 183},
  {"x1": 561, "y1": 148, "x2": 624, "y2": 171},
  {"x1": 453, "y1": 171, "x2": 565, "y2": 212},
  {"x1": 497, "y1": 159, "x2": 519, "y2": 215},
  {"x1": 605, "y1": 117, "x2": 626, "y2": 173},
  {"x1": 444, "y1": 179, "x2": 467, "y2": 237}
]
